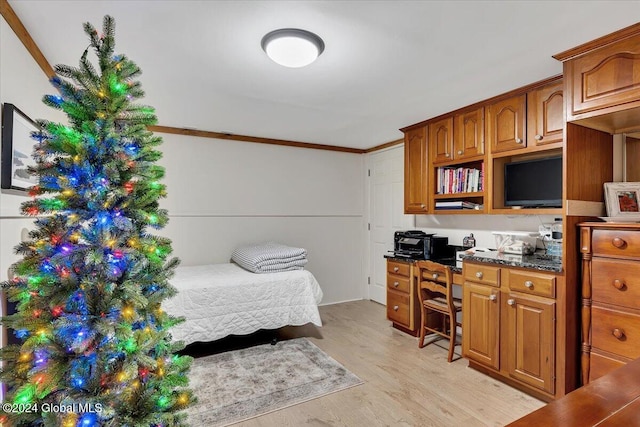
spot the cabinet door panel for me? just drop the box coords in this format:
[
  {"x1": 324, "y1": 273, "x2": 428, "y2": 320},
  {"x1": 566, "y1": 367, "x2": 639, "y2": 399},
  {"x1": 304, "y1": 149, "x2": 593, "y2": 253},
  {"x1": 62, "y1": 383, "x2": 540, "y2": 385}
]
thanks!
[
  {"x1": 404, "y1": 126, "x2": 429, "y2": 213},
  {"x1": 463, "y1": 282, "x2": 500, "y2": 370},
  {"x1": 528, "y1": 81, "x2": 563, "y2": 146},
  {"x1": 567, "y1": 35, "x2": 640, "y2": 118},
  {"x1": 454, "y1": 108, "x2": 484, "y2": 159},
  {"x1": 430, "y1": 117, "x2": 453, "y2": 164},
  {"x1": 488, "y1": 95, "x2": 526, "y2": 153},
  {"x1": 506, "y1": 293, "x2": 555, "y2": 394}
]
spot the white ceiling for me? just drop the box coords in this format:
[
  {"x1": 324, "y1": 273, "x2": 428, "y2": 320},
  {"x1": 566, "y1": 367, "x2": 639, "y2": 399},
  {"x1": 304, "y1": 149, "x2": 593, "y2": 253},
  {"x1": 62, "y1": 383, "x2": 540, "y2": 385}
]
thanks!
[{"x1": 7, "y1": 1, "x2": 640, "y2": 150}]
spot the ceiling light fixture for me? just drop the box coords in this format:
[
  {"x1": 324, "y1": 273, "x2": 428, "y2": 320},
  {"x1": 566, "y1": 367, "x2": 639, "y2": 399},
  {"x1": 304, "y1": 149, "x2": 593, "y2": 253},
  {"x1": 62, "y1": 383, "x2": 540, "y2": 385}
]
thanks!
[{"x1": 261, "y1": 28, "x2": 325, "y2": 68}]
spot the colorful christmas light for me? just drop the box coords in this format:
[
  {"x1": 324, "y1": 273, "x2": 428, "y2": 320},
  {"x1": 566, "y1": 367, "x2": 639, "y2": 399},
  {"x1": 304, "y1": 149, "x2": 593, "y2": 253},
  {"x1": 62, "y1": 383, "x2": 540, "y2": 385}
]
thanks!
[{"x1": 0, "y1": 15, "x2": 193, "y2": 426}]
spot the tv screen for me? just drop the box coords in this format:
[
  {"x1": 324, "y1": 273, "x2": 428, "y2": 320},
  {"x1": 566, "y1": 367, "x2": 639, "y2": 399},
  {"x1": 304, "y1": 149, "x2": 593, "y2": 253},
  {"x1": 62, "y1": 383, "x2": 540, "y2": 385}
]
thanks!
[{"x1": 504, "y1": 156, "x2": 562, "y2": 208}]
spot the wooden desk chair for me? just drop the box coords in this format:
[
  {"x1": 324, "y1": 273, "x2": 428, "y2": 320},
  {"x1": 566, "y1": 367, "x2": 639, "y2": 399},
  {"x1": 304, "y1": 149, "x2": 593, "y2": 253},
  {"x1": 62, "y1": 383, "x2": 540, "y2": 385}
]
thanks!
[{"x1": 415, "y1": 260, "x2": 462, "y2": 362}]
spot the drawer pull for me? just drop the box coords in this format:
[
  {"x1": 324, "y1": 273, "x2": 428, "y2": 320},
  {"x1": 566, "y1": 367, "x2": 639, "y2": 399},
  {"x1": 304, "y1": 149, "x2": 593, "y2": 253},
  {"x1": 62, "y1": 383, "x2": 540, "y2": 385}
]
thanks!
[
  {"x1": 421, "y1": 204, "x2": 426, "y2": 209},
  {"x1": 613, "y1": 279, "x2": 626, "y2": 290},
  {"x1": 393, "y1": 267, "x2": 399, "y2": 272},
  {"x1": 475, "y1": 271, "x2": 483, "y2": 279},
  {"x1": 393, "y1": 305, "x2": 399, "y2": 312},
  {"x1": 457, "y1": 150, "x2": 463, "y2": 155},
  {"x1": 535, "y1": 134, "x2": 543, "y2": 141},
  {"x1": 393, "y1": 281, "x2": 399, "y2": 288},
  {"x1": 432, "y1": 273, "x2": 438, "y2": 280},
  {"x1": 515, "y1": 137, "x2": 523, "y2": 144},
  {"x1": 612, "y1": 237, "x2": 627, "y2": 249},
  {"x1": 507, "y1": 298, "x2": 515, "y2": 306},
  {"x1": 524, "y1": 280, "x2": 533, "y2": 289},
  {"x1": 612, "y1": 328, "x2": 626, "y2": 340},
  {"x1": 489, "y1": 294, "x2": 497, "y2": 302}
]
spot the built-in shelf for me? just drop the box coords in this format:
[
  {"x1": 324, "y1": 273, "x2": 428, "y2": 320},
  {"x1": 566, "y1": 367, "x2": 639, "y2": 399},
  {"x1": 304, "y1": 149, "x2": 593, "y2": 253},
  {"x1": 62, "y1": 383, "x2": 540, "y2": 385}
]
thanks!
[
  {"x1": 434, "y1": 192, "x2": 484, "y2": 199},
  {"x1": 490, "y1": 207, "x2": 562, "y2": 215},
  {"x1": 432, "y1": 208, "x2": 487, "y2": 214}
]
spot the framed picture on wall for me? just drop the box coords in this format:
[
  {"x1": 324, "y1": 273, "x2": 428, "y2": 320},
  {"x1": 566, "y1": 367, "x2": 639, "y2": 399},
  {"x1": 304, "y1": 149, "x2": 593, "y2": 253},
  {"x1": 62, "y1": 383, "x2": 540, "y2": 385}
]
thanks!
[
  {"x1": 603, "y1": 182, "x2": 640, "y2": 222},
  {"x1": 1, "y1": 103, "x2": 40, "y2": 191}
]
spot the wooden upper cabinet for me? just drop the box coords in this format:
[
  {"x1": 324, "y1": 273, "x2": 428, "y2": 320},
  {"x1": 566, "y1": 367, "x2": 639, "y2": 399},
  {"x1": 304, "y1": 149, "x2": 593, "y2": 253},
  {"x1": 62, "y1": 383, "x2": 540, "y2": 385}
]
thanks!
[
  {"x1": 430, "y1": 117, "x2": 453, "y2": 164},
  {"x1": 404, "y1": 126, "x2": 429, "y2": 213},
  {"x1": 564, "y1": 35, "x2": 640, "y2": 119},
  {"x1": 454, "y1": 107, "x2": 485, "y2": 159},
  {"x1": 487, "y1": 94, "x2": 526, "y2": 153},
  {"x1": 554, "y1": 24, "x2": 640, "y2": 132},
  {"x1": 528, "y1": 81, "x2": 564, "y2": 147}
]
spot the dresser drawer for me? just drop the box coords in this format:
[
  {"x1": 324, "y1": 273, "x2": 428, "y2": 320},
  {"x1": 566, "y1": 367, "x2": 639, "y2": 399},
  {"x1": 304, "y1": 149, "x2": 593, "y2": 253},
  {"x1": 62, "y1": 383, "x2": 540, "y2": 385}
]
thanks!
[
  {"x1": 592, "y1": 306, "x2": 640, "y2": 359},
  {"x1": 387, "y1": 261, "x2": 411, "y2": 277},
  {"x1": 589, "y1": 351, "x2": 629, "y2": 383},
  {"x1": 387, "y1": 274, "x2": 410, "y2": 293},
  {"x1": 463, "y1": 263, "x2": 500, "y2": 287},
  {"x1": 508, "y1": 270, "x2": 556, "y2": 298},
  {"x1": 387, "y1": 290, "x2": 411, "y2": 326},
  {"x1": 593, "y1": 229, "x2": 640, "y2": 259},
  {"x1": 592, "y1": 258, "x2": 640, "y2": 310}
]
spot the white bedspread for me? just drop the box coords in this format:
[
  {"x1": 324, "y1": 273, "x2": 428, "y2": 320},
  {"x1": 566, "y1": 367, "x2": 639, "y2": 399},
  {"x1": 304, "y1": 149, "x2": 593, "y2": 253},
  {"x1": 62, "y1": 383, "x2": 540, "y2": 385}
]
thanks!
[{"x1": 164, "y1": 263, "x2": 323, "y2": 344}]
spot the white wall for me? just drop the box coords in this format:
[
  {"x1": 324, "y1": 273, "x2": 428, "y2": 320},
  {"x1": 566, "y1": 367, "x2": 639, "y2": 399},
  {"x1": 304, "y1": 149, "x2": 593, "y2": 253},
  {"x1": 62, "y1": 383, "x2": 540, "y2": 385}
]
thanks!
[
  {"x1": 156, "y1": 133, "x2": 366, "y2": 304},
  {"x1": 415, "y1": 214, "x2": 561, "y2": 250},
  {"x1": 0, "y1": 16, "x2": 67, "y2": 278},
  {"x1": 0, "y1": 15, "x2": 366, "y2": 307}
]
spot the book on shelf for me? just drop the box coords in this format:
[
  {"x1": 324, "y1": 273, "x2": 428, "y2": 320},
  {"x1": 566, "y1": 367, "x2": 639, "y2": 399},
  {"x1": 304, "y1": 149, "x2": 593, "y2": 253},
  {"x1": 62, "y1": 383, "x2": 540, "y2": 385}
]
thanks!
[
  {"x1": 434, "y1": 200, "x2": 482, "y2": 210},
  {"x1": 436, "y1": 166, "x2": 482, "y2": 194}
]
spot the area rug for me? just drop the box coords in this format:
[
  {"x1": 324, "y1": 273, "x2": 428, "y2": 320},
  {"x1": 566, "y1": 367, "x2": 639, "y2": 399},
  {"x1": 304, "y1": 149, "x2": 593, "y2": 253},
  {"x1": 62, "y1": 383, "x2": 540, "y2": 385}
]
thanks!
[{"x1": 186, "y1": 338, "x2": 363, "y2": 426}]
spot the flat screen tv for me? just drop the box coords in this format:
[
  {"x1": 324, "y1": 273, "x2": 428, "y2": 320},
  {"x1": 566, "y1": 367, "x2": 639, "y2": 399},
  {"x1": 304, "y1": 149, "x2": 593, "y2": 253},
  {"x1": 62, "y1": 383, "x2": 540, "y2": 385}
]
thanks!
[{"x1": 504, "y1": 156, "x2": 562, "y2": 208}]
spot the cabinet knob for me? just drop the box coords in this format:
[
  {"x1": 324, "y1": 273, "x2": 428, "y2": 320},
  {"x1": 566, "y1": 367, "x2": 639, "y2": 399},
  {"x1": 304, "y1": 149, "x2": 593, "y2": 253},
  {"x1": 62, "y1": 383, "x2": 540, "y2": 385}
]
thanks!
[
  {"x1": 475, "y1": 271, "x2": 483, "y2": 279},
  {"x1": 524, "y1": 280, "x2": 533, "y2": 289},
  {"x1": 612, "y1": 328, "x2": 625, "y2": 340},
  {"x1": 393, "y1": 281, "x2": 399, "y2": 288},
  {"x1": 393, "y1": 267, "x2": 399, "y2": 272},
  {"x1": 507, "y1": 298, "x2": 516, "y2": 306},
  {"x1": 393, "y1": 305, "x2": 399, "y2": 311},
  {"x1": 489, "y1": 294, "x2": 497, "y2": 301},
  {"x1": 420, "y1": 204, "x2": 426, "y2": 209},
  {"x1": 613, "y1": 279, "x2": 626, "y2": 290},
  {"x1": 612, "y1": 237, "x2": 627, "y2": 248},
  {"x1": 535, "y1": 134, "x2": 543, "y2": 141},
  {"x1": 457, "y1": 150, "x2": 463, "y2": 155},
  {"x1": 445, "y1": 153, "x2": 450, "y2": 157},
  {"x1": 432, "y1": 273, "x2": 438, "y2": 280},
  {"x1": 515, "y1": 137, "x2": 523, "y2": 144}
]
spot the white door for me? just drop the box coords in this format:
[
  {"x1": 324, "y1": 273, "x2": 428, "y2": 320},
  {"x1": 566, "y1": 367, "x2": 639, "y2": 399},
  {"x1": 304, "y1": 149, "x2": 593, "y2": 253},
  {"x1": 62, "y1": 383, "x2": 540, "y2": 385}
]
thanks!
[{"x1": 368, "y1": 145, "x2": 414, "y2": 304}]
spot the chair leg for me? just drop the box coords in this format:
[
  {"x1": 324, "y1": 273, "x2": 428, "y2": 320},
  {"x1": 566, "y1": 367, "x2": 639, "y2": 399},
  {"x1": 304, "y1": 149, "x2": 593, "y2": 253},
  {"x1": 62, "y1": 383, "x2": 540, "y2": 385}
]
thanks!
[
  {"x1": 418, "y1": 307, "x2": 426, "y2": 348},
  {"x1": 447, "y1": 311, "x2": 456, "y2": 363}
]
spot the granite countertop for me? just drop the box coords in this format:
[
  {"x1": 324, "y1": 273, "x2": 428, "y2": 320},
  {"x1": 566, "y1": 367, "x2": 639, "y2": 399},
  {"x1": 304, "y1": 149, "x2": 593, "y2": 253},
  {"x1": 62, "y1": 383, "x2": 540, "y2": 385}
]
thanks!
[{"x1": 460, "y1": 250, "x2": 563, "y2": 273}]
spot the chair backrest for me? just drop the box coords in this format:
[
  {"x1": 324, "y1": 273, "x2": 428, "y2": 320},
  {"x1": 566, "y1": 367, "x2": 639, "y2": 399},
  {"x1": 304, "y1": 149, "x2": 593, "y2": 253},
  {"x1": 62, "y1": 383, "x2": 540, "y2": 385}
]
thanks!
[{"x1": 415, "y1": 260, "x2": 454, "y2": 311}]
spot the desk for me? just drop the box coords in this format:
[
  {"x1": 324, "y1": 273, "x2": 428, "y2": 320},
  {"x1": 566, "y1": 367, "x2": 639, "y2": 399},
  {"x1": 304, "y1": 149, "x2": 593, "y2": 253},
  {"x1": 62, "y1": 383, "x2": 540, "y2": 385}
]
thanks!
[{"x1": 507, "y1": 356, "x2": 640, "y2": 426}]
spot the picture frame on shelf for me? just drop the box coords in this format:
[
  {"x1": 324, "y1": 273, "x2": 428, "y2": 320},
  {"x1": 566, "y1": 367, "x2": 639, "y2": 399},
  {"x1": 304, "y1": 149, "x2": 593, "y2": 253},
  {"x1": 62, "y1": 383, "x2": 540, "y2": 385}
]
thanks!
[
  {"x1": 603, "y1": 182, "x2": 640, "y2": 222},
  {"x1": 1, "y1": 103, "x2": 40, "y2": 191}
]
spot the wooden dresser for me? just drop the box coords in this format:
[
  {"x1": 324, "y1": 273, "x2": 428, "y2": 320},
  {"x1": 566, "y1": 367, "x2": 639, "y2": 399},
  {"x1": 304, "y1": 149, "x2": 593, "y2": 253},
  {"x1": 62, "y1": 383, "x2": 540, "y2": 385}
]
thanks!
[{"x1": 580, "y1": 222, "x2": 640, "y2": 385}]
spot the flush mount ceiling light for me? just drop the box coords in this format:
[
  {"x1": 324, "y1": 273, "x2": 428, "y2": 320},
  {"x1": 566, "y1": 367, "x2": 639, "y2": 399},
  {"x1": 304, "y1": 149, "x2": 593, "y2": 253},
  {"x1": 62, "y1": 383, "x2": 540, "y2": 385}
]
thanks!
[{"x1": 261, "y1": 28, "x2": 325, "y2": 68}]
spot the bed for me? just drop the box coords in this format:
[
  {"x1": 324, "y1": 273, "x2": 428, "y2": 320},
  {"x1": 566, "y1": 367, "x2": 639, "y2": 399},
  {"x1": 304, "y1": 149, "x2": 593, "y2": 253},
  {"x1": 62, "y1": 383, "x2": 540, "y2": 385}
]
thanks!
[{"x1": 163, "y1": 263, "x2": 323, "y2": 345}]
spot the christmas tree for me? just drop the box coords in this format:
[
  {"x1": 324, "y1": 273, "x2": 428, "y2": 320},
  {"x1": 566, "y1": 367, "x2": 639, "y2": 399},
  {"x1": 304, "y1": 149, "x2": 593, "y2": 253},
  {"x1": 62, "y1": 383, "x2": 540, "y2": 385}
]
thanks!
[{"x1": 0, "y1": 15, "x2": 194, "y2": 426}]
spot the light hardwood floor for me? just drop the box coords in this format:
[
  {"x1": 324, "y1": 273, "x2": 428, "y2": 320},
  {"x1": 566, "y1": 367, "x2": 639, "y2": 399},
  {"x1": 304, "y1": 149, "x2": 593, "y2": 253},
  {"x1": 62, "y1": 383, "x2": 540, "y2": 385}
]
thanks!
[{"x1": 228, "y1": 300, "x2": 545, "y2": 427}]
